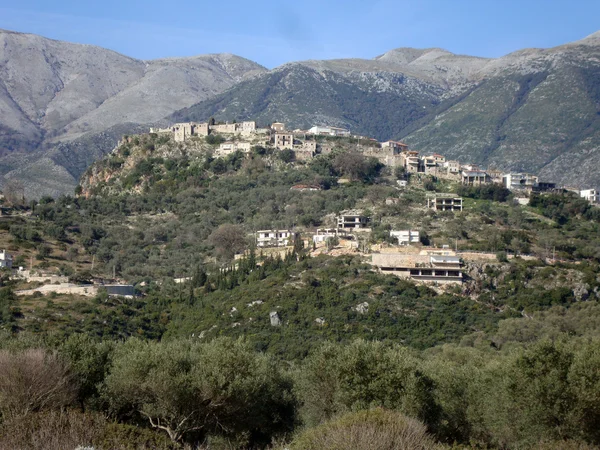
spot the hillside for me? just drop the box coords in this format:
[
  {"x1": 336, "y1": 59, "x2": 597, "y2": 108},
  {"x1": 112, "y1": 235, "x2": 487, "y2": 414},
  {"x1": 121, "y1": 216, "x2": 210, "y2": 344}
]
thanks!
[
  {"x1": 0, "y1": 130, "x2": 597, "y2": 346},
  {"x1": 0, "y1": 29, "x2": 266, "y2": 197},
  {"x1": 1, "y1": 135, "x2": 600, "y2": 447}
]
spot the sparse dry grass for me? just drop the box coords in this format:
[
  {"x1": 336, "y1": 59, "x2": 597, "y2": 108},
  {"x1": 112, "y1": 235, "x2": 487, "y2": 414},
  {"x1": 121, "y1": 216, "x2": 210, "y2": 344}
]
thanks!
[{"x1": 0, "y1": 348, "x2": 77, "y2": 420}]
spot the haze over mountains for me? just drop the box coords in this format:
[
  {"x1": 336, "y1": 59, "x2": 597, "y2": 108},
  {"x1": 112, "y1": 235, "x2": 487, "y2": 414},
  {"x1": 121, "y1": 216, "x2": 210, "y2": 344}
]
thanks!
[{"x1": 1, "y1": 28, "x2": 600, "y2": 197}]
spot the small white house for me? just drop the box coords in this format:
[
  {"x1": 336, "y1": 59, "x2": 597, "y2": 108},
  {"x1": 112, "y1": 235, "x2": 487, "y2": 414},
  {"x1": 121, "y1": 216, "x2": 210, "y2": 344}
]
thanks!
[
  {"x1": 390, "y1": 230, "x2": 420, "y2": 245},
  {"x1": 256, "y1": 230, "x2": 295, "y2": 248},
  {"x1": 0, "y1": 250, "x2": 13, "y2": 268},
  {"x1": 307, "y1": 125, "x2": 350, "y2": 137},
  {"x1": 312, "y1": 229, "x2": 340, "y2": 244},
  {"x1": 580, "y1": 189, "x2": 599, "y2": 204}
]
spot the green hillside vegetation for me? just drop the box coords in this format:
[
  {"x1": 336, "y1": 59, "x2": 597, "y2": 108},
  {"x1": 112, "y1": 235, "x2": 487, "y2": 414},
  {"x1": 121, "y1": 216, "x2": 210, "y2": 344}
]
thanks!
[{"x1": 1, "y1": 134, "x2": 600, "y2": 447}]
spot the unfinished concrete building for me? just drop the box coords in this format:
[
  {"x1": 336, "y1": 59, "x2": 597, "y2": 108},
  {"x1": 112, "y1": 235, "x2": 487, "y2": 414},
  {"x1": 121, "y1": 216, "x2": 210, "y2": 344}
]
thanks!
[
  {"x1": 371, "y1": 253, "x2": 463, "y2": 284},
  {"x1": 337, "y1": 211, "x2": 370, "y2": 230},
  {"x1": 427, "y1": 195, "x2": 463, "y2": 212},
  {"x1": 461, "y1": 170, "x2": 491, "y2": 185}
]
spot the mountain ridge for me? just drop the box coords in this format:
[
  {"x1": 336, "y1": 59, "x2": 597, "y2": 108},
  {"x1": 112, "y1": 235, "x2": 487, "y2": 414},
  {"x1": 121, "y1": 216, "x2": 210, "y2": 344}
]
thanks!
[
  {"x1": 2, "y1": 28, "x2": 600, "y2": 197},
  {"x1": 171, "y1": 32, "x2": 600, "y2": 190}
]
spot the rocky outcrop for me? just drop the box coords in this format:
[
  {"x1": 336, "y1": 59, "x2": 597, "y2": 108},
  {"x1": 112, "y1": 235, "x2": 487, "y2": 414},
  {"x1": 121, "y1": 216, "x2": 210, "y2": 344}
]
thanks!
[{"x1": 269, "y1": 311, "x2": 281, "y2": 327}]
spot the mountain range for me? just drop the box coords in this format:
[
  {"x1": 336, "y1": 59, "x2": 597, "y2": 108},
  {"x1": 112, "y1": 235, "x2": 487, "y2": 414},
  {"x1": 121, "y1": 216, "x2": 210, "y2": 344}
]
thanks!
[{"x1": 1, "y1": 28, "x2": 600, "y2": 197}]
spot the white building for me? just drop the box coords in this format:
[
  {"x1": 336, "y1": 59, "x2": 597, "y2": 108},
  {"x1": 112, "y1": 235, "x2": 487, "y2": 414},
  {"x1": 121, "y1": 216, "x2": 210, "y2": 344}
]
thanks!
[
  {"x1": 256, "y1": 230, "x2": 296, "y2": 247},
  {"x1": 216, "y1": 142, "x2": 251, "y2": 156},
  {"x1": 0, "y1": 250, "x2": 12, "y2": 268},
  {"x1": 580, "y1": 189, "x2": 599, "y2": 204},
  {"x1": 312, "y1": 229, "x2": 340, "y2": 244},
  {"x1": 390, "y1": 230, "x2": 420, "y2": 245},
  {"x1": 307, "y1": 125, "x2": 351, "y2": 137},
  {"x1": 503, "y1": 173, "x2": 539, "y2": 191},
  {"x1": 443, "y1": 160, "x2": 460, "y2": 176}
]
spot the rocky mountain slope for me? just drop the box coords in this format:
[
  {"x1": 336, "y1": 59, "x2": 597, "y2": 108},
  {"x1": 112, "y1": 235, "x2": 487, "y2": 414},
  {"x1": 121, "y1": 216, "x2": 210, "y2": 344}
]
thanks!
[
  {"x1": 175, "y1": 32, "x2": 600, "y2": 189},
  {"x1": 0, "y1": 29, "x2": 265, "y2": 197},
  {"x1": 2, "y1": 29, "x2": 600, "y2": 197}
]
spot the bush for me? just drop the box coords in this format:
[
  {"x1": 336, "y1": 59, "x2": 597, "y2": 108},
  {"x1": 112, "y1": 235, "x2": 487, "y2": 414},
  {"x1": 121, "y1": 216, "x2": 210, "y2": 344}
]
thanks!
[
  {"x1": 279, "y1": 149, "x2": 295, "y2": 163},
  {"x1": 59, "y1": 334, "x2": 115, "y2": 409},
  {"x1": 0, "y1": 409, "x2": 176, "y2": 450},
  {"x1": 496, "y1": 251, "x2": 508, "y2": 262},
  {"x1": 290, "y1": 408, "x2": 439, "y2": 450},
  {"x1": 36, "y1": 244, "x2": 52, "y2": 260},
  {"x1": 205, "y1": 134, "x2": 225, "y2": 146},
  {"x1": 296, "y1": 340, "x2": 440, "y2": 430},
  {"x1": 457, "y1": 184, "x2": 511, "y2": 202},
  {"x1": 104, "y1": 337, "x2": 296, "y2": 445},
  {"x1": 0, "y1": 349, "x2": 77, "y2": 420}
]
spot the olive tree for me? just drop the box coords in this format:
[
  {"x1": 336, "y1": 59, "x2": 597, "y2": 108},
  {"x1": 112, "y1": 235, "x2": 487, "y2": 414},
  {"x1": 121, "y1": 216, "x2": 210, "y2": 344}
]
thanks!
[
  {"x1": 332, "y1": 152, "x2": 380, "y2": 182},
  {"x1": 296, "y1": 340, "x2": 440, "y2": 430},
  {"x1": 103, "y1": 337, "x2": 296, "y2": 445},
  {"x1": 208, "y1": 223, "x2": 247, "y2": 261}
]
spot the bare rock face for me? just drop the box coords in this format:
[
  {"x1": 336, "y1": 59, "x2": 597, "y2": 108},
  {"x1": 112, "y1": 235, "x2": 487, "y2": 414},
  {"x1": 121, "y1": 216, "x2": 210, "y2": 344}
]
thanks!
[
  {"x1": 573, "y1": 283, "x2": 590, "y2": 302},
  {"x1": 353, "y1": 302, "x2": 369, "y2": 315}
]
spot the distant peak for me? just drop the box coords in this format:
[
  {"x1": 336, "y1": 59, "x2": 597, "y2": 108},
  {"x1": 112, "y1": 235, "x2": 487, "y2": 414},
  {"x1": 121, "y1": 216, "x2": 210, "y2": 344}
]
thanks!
[
  {"x1": 580, "y1": 30, "x2": 600, "y2": 43},
  {"x1": 374, "y1": 47, "x2": 453, "y2": 65}
]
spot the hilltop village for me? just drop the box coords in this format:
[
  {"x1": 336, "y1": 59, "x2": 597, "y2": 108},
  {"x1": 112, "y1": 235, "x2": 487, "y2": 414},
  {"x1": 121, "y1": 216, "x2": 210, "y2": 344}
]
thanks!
[
  {"x1": 150, "y1": 119, "x2": 599, "y2": 200},
  {"x1": 2, "y1": 118, "x2": 595, "y2": 302},
  {"x1": 108, "y1": 119, "x2": 596, "y2": 286}
]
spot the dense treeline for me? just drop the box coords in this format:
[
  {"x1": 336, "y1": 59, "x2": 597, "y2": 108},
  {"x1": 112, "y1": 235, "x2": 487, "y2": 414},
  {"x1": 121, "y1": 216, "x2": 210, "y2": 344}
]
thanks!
[
  {"x1": 456, "y1": 183, "x2": 511, "y2": 202},
  {"x1": 530, "y1": 191, "x2": 600, "y2": 224},
  {"x1": 1, "y1": 332, "x2": 600, "y2": 449}
]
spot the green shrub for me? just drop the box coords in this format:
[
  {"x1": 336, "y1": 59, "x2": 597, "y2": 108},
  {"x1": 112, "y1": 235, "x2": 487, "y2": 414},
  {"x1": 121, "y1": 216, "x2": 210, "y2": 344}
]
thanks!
[
  {"x1": 296, "y1": 340, "x2": 440, "y2": 430},
  {"x1": 104, "y1": 337, "x2": 296, "y2": 445},
  {"x1": 290, "y1": 408, "x2": 440, "y2": 450},
  {"x1": 205, "y1": 134, "x2": 225, "y2": 145},
  {"x1": 279, "y1": 149, "x2": 295, "y2": 163},
  {"x1": 496, "y1": 250, "x2": 508, "y2": 262}
]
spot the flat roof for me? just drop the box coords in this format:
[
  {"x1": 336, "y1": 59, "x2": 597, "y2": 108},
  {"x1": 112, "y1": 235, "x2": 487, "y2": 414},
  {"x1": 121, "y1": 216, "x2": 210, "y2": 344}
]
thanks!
[
  {"x1": 462, "y1": 171, "x2": 488, "y2": 176},
  {"x1": 430, "y1": 256, "x2": 461, "y2": 263}
]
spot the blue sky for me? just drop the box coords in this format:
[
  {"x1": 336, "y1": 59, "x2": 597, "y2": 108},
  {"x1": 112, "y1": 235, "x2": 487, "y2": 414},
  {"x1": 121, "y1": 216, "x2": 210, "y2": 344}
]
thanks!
[{"x1": 0, "y1": 0, "x2": 599, "y2": 68}]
